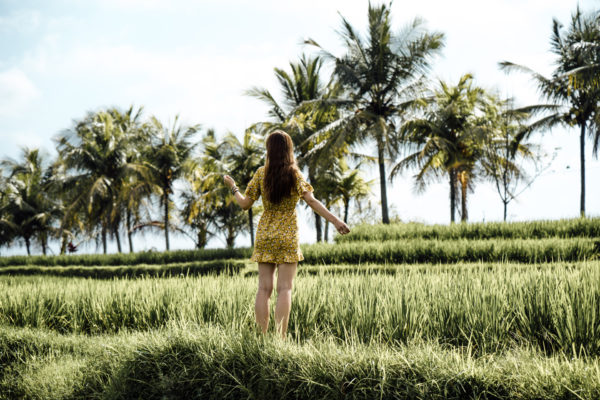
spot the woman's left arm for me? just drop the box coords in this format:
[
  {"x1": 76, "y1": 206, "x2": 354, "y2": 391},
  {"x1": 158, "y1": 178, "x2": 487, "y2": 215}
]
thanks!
[{"x1": 224, "y1": 175, "x2": 255, "y2": 210}]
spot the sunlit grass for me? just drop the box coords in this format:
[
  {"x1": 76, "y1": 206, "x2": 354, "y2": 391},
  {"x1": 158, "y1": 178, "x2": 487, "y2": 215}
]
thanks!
[{"x1": 1, "y1": 261, "x2": 599, "y2": 357}]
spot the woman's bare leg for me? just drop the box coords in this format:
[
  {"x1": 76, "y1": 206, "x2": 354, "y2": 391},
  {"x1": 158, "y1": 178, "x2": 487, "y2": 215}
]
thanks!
[
  {"x1": 274, "y1": 262, "x2": 298, "y2": 338},
  {"x1": 255, "y1": 262, "x2": 276, "y2": 333}
]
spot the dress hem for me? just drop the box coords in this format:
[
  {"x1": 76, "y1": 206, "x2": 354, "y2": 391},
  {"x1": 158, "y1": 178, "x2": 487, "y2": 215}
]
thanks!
[{"x1": 250, "y1": 255, "x2": 305, "y2": 264}]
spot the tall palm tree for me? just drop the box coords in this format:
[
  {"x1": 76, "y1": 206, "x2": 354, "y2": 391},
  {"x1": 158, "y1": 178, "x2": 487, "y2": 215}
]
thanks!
[
  {"x1": 304, "y1": 2, "x2": 444, "y2": 224},
  {"x1": 499, "y1": 6, "x2": 600, "y2": 217},
  {"x1": 2, "y1": 148, "x2": 60, "y2": 255},
  {"x1": 107, "y1": 105, "x2": 153, "y2": 253},
  {"x1": 335, "y1": 160, "x2": 374, "y2": 224},
  {"x1": 0, "y1": 173, "x2": 15, "y2": 253},
  {"x1": 56, "y1": 110, "x2": 146, "y2": 253},
  {"x1": 247, "y1": 54, "x2": 341, "y2": 241},
  {"x1": 392, "y1": 74, "x2": 490, "y2": 223},
  {"x1": 220, "y1": 130, "x2": 264, "y2": 247},
  {"x1": 146, "y1": 115, "x2": 200, "y2": 251},
  {"x1": 180, "y1": 166, "x2": 220, "y2": 249}
]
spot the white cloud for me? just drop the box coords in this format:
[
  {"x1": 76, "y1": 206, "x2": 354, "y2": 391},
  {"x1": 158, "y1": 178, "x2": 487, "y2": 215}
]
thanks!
[
  {"x1": 0, "y1": 68, "x2": 40, "y2": 116},
  {"x1": 0, "y1": 9, "x2": 41, "y2": 33}
]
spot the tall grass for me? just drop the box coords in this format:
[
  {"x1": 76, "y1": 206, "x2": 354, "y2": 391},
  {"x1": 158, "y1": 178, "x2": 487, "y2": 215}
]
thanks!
[
  {"x1": 1, "y1": 261, "x2": 599, "y2": 356},
  {"x1": 0, "y1": 259, "x2": 247, "y2": 279},
  {"x1": 304, "y1": 237, "x2": 599, "y2": 264},
  {"x1": 1, "y1": 324, "x2": 599, "y2": 400},
  {"x1": 0, "y1": 247, "x2": 251, "y2": 267},
  {"x1": 336, "y1": 217, "x2": 600, "y2": 242},
  {"x1": 2, "y1": 235, "x2": 597, "y2": 270}
]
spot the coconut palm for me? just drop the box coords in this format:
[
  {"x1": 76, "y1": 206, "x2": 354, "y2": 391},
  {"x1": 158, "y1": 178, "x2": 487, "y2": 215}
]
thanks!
[
  {"x1": 220, "y1": 129, "x2": 265, "y2": 246},
  {"x1": 247, "y1": 54, "x2": 342, "y2": 241},
  {"x1": 304, "y1": 2, "x2": 444, "y2": 224},
  {"x1": 499, "y1": 6, "x2": 600, "y2": 217},
  {"x1": 180, "y1": 167, "x2": 219, "y2": 249},
  {"x1": 146, "y1": 115, "x2": 200, "y2": 251},
  {"x1": 392, "y1": 74, "x2": 490, "y2": 222},
  {"x1": 56, "y1": 110, "x2": 147, "y2": 253},
  {"x1": 336, "y1": 160, "x2": 374, "y2": 224},
  {"x1": 107, "y1": 105, "x2": 155, "y2": 253},
  {"x1": 2, "y1": 148, "x2": 61, "y2": 255},
  {"x1": 0, "y1": 175, "x2": 15, "y2": 253}
]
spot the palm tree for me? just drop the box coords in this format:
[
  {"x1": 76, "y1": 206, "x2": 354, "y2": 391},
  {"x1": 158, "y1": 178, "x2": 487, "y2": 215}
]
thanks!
[
  {"x1": 107, "y1": 105, "x2": 154, "y2": 253},
  {"x1": 220, "y1": 130, "x2": 264, "y2": 246},
  {"x1": 2, "y1": 148, "x2": 60, "y2": 255},
  {"x1": 247, "y1": 54, "x2": 342, "y2": 241},
  {"x1": 304, "y1": 2, "x2": 444, "y2": 224},
  {"x1": 499, "y1": 6, "x2": 600, "y2": 217},
  {"x1": 146, "y1": 115, "x2": 200, "y2": 251},
  {"x1": 336, "y1": 160, "x2": 374, "y2": 224},
  {"x1": 180, "y1": 166, "x2": 220, "y2": 249},
  {"x1": 392, "y1": 74, "x2": 490, "y2": 223},
  {"x1": 0, "y1": 177, "x2": 15, "y2": 253},
  {"x1": 56, "y1": 110, "x2": 146, "y2": 253}
]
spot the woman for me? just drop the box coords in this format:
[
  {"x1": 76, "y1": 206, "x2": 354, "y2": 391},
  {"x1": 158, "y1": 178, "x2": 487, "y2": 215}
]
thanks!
[{"x1": 224, "y1": 130, "x2": 350, "y2": 338}]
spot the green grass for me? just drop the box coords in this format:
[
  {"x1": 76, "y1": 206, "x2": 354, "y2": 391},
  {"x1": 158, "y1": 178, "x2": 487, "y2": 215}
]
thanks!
[
  {"x1": 3, "y1": 218, "x2": 600, "y2": 398},
  {"x1": 1, "y1": 261, "x2": 600, "y2": 356},
  {"x1": 304, "y1": 237, "x2": 599, "y2": 264},
  {"x1": 336, "y1": 217, "x2": 600, "y2": 242},
  {"x1": 0, "y1": 259, "x2": 247, "y2": 279},
  {"x1": 0, "y1": 247, "x2": 252, "y2": 267},
  {"x1": 1, "y1": 324, "x2": 599, "y2": 400},
  {"x1": 3, "y1": 237, "x2": 595, "y2": 271}
]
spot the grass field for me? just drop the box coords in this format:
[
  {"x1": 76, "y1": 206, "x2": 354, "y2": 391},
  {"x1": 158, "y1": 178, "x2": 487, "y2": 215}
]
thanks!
[{"x1": 1, "y1": 218, "x2": 599, "y2": 399}]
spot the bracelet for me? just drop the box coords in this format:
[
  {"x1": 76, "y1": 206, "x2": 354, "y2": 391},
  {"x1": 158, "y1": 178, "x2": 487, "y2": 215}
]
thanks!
[{"x1": 231, "y1": 186, "x2": 239, "y2": 195}]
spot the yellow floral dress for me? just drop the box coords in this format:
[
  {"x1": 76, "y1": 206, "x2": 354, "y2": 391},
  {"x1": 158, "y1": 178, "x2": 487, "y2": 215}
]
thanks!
[{"x1": 244, "y1": 166, "x2": 314, "y2": 263}]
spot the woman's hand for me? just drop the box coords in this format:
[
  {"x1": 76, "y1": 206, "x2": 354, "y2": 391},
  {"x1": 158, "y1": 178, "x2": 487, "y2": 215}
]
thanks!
[
  {"x1": 223, "y1": 175, "x2": 236, "y2": 189},
  {"x1": 334, "y1": 219, "x2": 350, "y2": 235}
]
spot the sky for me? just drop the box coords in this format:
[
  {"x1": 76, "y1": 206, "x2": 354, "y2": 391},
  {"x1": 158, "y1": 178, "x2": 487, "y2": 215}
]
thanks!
[{"x1": 0, "y1": 0, "x2": 599, "y2": 255}]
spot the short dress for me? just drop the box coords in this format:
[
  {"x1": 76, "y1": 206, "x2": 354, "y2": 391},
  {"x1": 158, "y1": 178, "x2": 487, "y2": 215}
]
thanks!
[{"x1": 244, "y1": 166, "x2": 314, "y2": 263}]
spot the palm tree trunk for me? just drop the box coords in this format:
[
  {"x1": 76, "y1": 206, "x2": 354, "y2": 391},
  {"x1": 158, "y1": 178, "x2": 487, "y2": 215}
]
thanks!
[
  {"x1": 102, "y1": 225, "x2": 107, "y2": 254},
  {"x1": 248, "y1": 208, "x2": 254, "y2": 247},
  {"x1": 378, "y1": 143, "x2": 390, "y2": 224},
  {"x1": 461, "y1": 173, "x2": 468, "y2": 222},
  {"x1": 226, "y1": 224, "x2": 235, "y2": 248},
  {"x1": 344, "y1": 199, "x2": 350, "y2": 224},
  {"x1": 114, "y1": 225, "x2": 122, "y2": 253},
  {"x1": 503, "y1": 132, "x2": 509, "y2": 222},
  {"x1": 449, "y1": 170, "x2": 456, "y2": 223},
  {"x1": 25, "y1": 236, "x2": 31, "y2": 256},
  {"x1": 314, "y1": 212, "x2": 323, "y2": 242},
  {"x1": 197, "y1": 225, "x2": 208, "y2": 249},
  {"x1": 164, "y1": 193, "x2": 170, "y2": 251},
  {"x1": 60, "y1": 232, "x2": 68, "y2": 255},
  {"x1": 126, "y1": 209, "x2": 134, "y2": 253},
  {"x1": 580, "y1": 122, "x2": 586, "y2": 218},
  {"x1": 324, "y1": 220, "x2": 329, "y2": 242},
  {"x1": 41, "y1": 236, "x2": 47, "y2": 256},
  {"x1": 308, "y1": 171, "x2": 323, "y2": 242}
]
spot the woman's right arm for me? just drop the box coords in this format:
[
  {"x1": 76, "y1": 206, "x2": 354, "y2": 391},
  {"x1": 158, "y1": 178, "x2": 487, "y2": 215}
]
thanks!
[{"x1": 302, "y1": 191, "x2": 350, "y2": 235}]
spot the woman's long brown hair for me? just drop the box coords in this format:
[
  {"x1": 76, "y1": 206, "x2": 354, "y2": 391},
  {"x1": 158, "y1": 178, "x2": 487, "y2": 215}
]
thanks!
[{"x1": 264, "y1": 130, "x2": 299, "y2": 204}]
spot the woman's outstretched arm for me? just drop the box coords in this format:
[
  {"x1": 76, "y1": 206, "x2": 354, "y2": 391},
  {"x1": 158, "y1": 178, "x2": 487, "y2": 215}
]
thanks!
[
  {"x1": 223, "y1": 175, "x2": 255, "y2": 210},
  {"x1": 302, "y1": 191, "x2": 350, "y2": 235}
]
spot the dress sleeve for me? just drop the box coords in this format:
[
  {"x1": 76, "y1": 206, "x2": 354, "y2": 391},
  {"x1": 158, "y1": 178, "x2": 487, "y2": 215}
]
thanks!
[
  {"x1": 244, "y1": 167, "x2": 262, "y2": 201},
  {"x1": 295, "y1": 170, "x2": 314, "y2": 197}
]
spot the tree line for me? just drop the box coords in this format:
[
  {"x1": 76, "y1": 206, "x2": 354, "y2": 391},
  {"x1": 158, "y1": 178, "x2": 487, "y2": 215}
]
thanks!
[{"x1": 0, "y1": 3, "x2": 598, "y2": 255}]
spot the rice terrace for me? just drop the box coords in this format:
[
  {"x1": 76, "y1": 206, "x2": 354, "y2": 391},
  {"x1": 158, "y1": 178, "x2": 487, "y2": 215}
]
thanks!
[{"x1": 1, "y1": 0, "x2": 600, "y2": 399}]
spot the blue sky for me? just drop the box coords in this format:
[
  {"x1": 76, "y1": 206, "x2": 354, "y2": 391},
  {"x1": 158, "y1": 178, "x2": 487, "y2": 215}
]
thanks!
[{"x1": 0, "y1": 0, "x2": 599, "y2": 254}]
